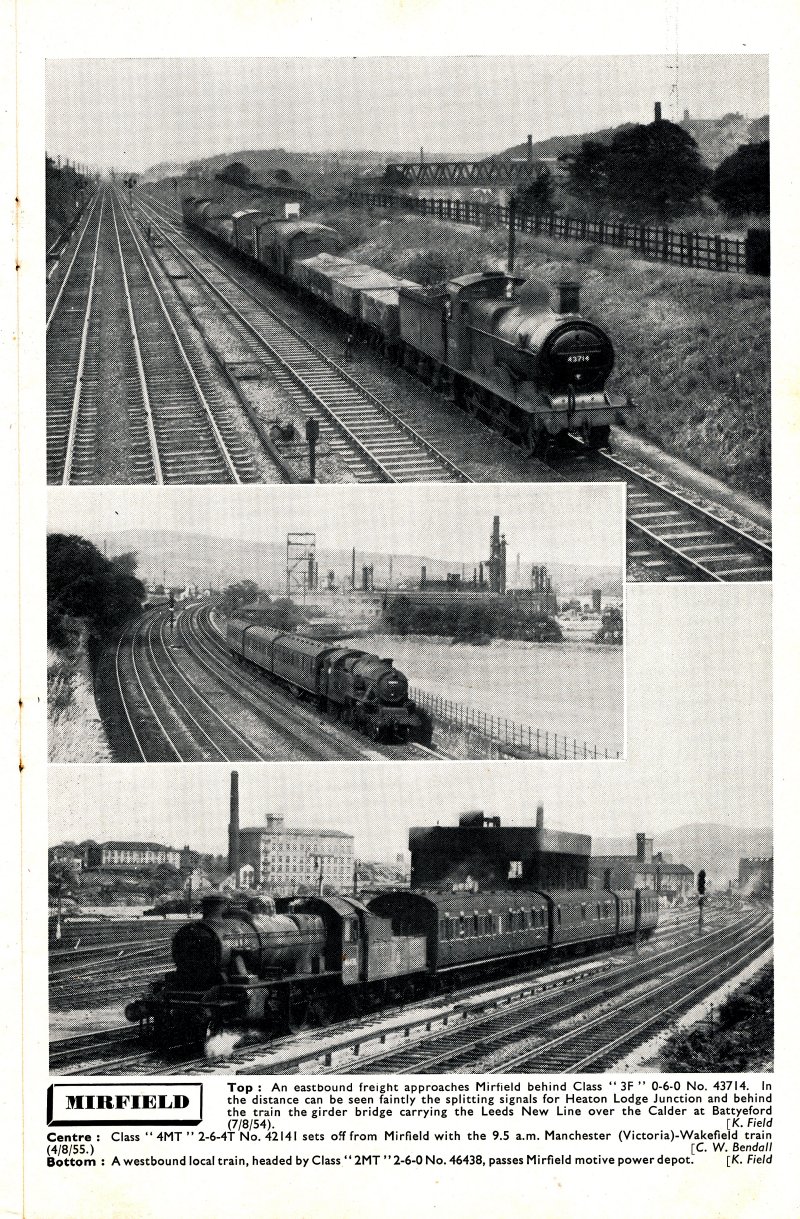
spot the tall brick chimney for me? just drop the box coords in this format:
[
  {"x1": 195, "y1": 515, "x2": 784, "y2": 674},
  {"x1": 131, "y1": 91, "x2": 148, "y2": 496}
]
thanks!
[
  {"x1": 654, "y1": 101, "x2": 662, "y2": 123},
  {"x1": 228, "y1": 771, "x2": 240, "y2": 883}
]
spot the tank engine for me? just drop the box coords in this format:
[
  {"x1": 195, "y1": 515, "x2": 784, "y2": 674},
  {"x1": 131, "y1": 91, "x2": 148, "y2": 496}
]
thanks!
[
  {"x1": 125, "y1": 886, "x2": 659, "y2": 1046},
  {"x1": 125, "y1": 893, "x2": 329, "y2": 1039}
]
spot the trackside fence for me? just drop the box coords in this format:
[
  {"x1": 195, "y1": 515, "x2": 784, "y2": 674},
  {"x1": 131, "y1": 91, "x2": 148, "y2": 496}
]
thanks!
[
  {"x1": 410, "y1": 687, "x2": 621, "y2": 760},
  {"x1": 348, "y1": 190, "x2": 769, "y2": 277}
]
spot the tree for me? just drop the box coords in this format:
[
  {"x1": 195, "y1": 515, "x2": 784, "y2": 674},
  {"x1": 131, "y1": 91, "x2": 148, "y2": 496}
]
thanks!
[
  {"x1": 517, "y1": 166, "x2": 556, "y2": 214},
  {"x1": 47, "y1": 534, "x2": 146, "y2": 647},
  {"x1": 561, "y1": 141, "x2": 610, "y2": 209},
  {"x1": 149, "y1": 863, "x2": 183, "y2": 898},
  {"x1": 603, "y1": 120, "x2": 711, "y2": 221},
  {"x1": 218, "y1": 161, "x2": 252, "y2": 188},
  {"x1": 220, "y1": 580, "x2": 262, "y2": 615},
  {"x1": 711, "y1": 141, "x2": 769, "y2": 217}
]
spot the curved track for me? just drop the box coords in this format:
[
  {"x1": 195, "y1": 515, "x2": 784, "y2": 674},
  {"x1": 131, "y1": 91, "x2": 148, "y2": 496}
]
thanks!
[
  {"x1": 112, "y1": 603, "x2": 433, "y2": 763},
  {"x1": 134, "y1": 193, "x2": 471, "y2": 484}
]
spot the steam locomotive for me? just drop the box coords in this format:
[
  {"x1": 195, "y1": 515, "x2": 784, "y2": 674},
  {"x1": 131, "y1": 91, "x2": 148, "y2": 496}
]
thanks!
[
  {"x1": 180, "y1": 196, "x2": 634, "y2": 456},
  {"x1": 226, "y1": 617, "x2": 433, "y2": 745},
  {"x1": 125, "y1": 885, "x2": 659, "y2": 1044}
]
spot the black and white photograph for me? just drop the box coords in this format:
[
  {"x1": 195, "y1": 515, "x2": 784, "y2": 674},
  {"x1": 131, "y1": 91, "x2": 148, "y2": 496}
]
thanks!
[
  {"x1": 47, "y1": 578, "x2": 771, "y2": 1076},
  {"x1": 12, "y1": 0, "x2": 795, "y2": 1215},
  {"x1": 45, "y1": 55, "x2": 771, "y2": 582},
  {"x1": 47, "y1": 482, "x2": 625, "y2": 763}
]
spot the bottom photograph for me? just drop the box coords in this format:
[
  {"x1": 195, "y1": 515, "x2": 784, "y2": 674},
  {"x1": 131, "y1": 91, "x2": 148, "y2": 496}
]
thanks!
[{"x1": 49, "y1": 741, "x2": 772, "y2": 1077}]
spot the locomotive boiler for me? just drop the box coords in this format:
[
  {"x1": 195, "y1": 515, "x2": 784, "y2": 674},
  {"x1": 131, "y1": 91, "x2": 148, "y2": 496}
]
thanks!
[
  {"x1": 179, "y1": 194, "x2": 635, "y2": 458},
  {"x1": 225, "y1": 618, "x2": 433, "y2": 745}
]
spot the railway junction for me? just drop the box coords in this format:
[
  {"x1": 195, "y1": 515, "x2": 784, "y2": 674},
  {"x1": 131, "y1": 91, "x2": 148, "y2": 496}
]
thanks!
[{"x1": 46, "y1": 185, "x2": 771, "y2": 582}]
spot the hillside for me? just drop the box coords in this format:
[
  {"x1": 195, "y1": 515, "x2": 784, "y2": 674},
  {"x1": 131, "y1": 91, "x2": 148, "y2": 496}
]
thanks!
[
  {"x1": 89, "y1": 529, "x2": 619, "y2": 600},
  {"x1": 500, "y1": 113, "x2": 769, "y2": 169},
  {"x1": 592, "y1": 822, "x2": 772, "y2": 886}
]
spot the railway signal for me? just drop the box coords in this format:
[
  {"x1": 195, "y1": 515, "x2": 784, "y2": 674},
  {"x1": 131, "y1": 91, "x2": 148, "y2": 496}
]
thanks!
[
  {"x1": 698, "y1": 868, "x2": 706, "y2": 933},
  {"x1": 305, "y1": 416, "x2": 320, "y2": 482}
]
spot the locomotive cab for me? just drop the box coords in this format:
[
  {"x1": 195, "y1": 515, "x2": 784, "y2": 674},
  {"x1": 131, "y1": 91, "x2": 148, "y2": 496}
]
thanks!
[{"x1": 446, "y1": 272, "x2": 526, "y2": 370}]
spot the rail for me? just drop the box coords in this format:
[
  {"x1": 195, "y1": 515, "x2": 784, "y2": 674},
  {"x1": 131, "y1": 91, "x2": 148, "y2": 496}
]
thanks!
[
  {"x1": 348, "y1": 191, "x2": 769, "y2": 276},
  {"x1": 409, "y1": 686, "x2": 622, "y2": 760}
]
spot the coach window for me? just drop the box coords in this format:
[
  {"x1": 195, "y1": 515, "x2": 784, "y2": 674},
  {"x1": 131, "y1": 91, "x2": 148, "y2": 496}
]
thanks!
[
  {"x1": 556, "y1": 906, "x2": 561, "y2": 926},
  {"x1": 458, "y1": 914, "x2": 466, "y2": 938}
]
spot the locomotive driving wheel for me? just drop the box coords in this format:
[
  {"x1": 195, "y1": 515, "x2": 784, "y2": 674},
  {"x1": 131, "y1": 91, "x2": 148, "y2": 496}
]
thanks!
[{"x1": 284, "y1": 987, "x2": 310, "y2": 1034}]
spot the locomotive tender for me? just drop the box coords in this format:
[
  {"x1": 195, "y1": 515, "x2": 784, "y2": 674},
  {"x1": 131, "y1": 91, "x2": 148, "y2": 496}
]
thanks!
[
  {"x1": 225, "y1": 617, "x2": 433, "y2": 745},
  {"x1": 125, "y1": 886, "x2": 659, "y2": 1043},
  {"x1": 181, "y1": 196, "x2": 634, "y2": 456}
]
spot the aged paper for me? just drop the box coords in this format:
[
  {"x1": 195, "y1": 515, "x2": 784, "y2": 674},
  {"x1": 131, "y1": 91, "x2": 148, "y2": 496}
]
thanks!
[{"x1": 9, "y1": 2, "x2": 799, "y2": 1218}]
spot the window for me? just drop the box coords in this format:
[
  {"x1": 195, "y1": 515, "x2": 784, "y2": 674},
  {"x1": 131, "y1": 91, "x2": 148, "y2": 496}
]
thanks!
[
  {"x1": 556, "y1": 906, "x2": 561, "y2": 926},
  {"x1": 458, "y1": 914, "x2": 466, "y2": 938},
  {"x1": 508, "y1": 860, "x2": 522, "y2": 880},
  {"x1": 507, "y1": 911, "x2": 515, "y2": 933},
  {"x1": 473, "y1": 913, "x2": 480, "y2": 936}
]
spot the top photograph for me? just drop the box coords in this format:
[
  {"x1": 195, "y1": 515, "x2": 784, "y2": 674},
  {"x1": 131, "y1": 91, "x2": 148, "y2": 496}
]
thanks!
[{"x1": 45, "y1": 55, "x2": 771, "y2": 582}]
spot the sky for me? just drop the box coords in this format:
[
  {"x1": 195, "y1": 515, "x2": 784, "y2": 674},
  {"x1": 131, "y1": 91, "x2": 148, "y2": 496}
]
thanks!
[
  {"x1": 44, "y1": 55, "x2": 769, "y2": 173},
  {"x1": 47, "y1": 483, "x2": 625, "y2": 571},
  {"x1": 49, "y1": 583, "x2": 771, "y2": 854}
]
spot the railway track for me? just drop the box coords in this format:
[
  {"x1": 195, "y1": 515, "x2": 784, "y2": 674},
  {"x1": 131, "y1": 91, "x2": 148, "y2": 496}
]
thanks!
[
  {"x1": 300, "y1": 910, "x2": 772, "y2": 1075},
  {"x1": 555, "y1": 441, "x2": 772, "y2": 582},
  {"x1": 140, "y1": 189, "x2": 771, "y2": 582},
  {"x1": 112, "y1": 602, "x2": 418, "y2": 763},
  {"x1": 133, "y1": 193, "x2": 471, "y2": 484},
  {"x1": 46, "y1": 186, "x2": 261, "y2": 484},
  {"x1": 46, "y1": 191, "x2": 105, "y2": 483}
]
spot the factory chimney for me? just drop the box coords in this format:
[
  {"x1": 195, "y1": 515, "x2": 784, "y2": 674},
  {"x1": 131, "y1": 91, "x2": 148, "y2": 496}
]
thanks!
[
  {"x1": 654, "y1": 101, "x2": 662, "y2": 123},
  {"x1": 228, "y1": 771, "x2": 240, "y2": 885},
  {"x1": 536, "y1": 802, "x2": 544, "y2": 831},
  {"x1": 351, "y1": 546, "x2": 356, "y2": 590},
  {"x1": 526, "y1": 134, "x2": 533, "y2": 167}
]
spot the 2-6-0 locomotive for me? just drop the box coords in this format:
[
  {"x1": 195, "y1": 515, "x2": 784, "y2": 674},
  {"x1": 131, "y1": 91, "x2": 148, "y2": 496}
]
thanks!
[{"x1": 226, "y1": 618, "x2": 433, "y2": 745}]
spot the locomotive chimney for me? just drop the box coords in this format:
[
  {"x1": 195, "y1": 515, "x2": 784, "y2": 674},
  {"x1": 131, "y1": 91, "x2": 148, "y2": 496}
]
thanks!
[
  {"x1": 228, "y1": 770, "x2": 240, "y2": 885},
  {"x1": 558, "y1": 281, "x2": 580, "y2": 315},
  {"x1": 654, "y1": 101, "x2": 662, "y2": 123}
]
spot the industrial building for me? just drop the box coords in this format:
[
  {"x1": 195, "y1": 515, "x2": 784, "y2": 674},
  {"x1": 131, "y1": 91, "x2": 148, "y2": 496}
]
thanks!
[
  {"x1": 383, "y1": 514, "x2": 558, "y2": 617},
  {"x1": 588, "y1": 833, "x2": 694, "y2": 903},
  {"x1": 738, "y1": 857, "x2": 773, "y2": 896},
  {"x1": 227, "y1": 772, "x2": 354, "y2": 897},
  {"x1": 409, "y1": 806, "x2": 591, "y2": 891}
]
